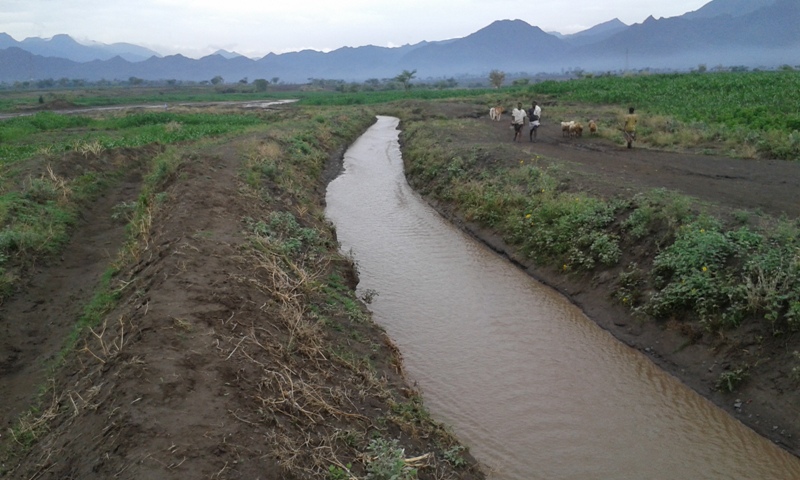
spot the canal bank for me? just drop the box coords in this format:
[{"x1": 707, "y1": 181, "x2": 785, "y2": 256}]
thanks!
[{"x1": 326, "y1": 115, "x2": 800, "y2": 479}]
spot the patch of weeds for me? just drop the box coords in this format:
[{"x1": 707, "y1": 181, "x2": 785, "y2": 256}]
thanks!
[
  {"x1": 622, "y1": 203, "x2": 657, "y2": 239},
  {"x1": 192, "y1": 230, "x2": 214, "y2": 239},
  {"x1": 360, "y1": 288, "x2": 379, "y2": 304},
  {"x1": 716, "y1": 367, "x2": 749, "y2": 392},
  {"x1": 732, "y1": 209, "x2": 751, "y2": 225},
  {"x1": 75, "y1": 139, "x2": 105, "y2": 158},
  {"x1": 366, "y1": 438, "x2": 418, "y2": 480},
  {"x1": 645, "y1": 216, "x2": 748, "y2": 327},
  {"x1": 790, "y1": 352, "x2": 800, "y2": 385},
  {"x1": 614, "y1": 263, "x2": 645, "y2": 308},
  {"x1": 242, "y1": 140, "x2": 281, "y2": 187},
  {"x1": 111, "y1": 201, "x2": 137, "y2": 222},
  {"x1": 62, "y1": 268, "x2": 122, "y2": 354},
  {"x1": 247, "y1": 211, "x2": 324, "y2": 256},
  {"x1": 341, "y1": 295, "x2": 368, "y2": 323},
  {"x1": 145, "y1": 147, "x2": 183, "y2": 188},
  {"x1": 512, "y1": 193, "x2": 622, "y2": 270},
  {"x1": 442, "y1": 444, "x2": 467, "y2": 468},
  {"x1": 328, "y1": 464, "x2": 353, "y2": 480},
  {"x1": 390, "y1": 396, "x2": 432, "y2": 426}
]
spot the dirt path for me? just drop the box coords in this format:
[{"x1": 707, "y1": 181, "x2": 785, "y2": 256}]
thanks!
[{"x1": 483, "y1": 118, "x2": 800, "y2": 218}]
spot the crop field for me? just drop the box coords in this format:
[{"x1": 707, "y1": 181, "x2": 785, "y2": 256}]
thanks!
[{"x1": 526, "y1": 71, "x2": 800, "y2": 159}]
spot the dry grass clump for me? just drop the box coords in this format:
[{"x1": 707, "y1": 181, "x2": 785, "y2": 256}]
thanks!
[{"x1": 72, "y1": 139, "x2": 105, "y2": 158}]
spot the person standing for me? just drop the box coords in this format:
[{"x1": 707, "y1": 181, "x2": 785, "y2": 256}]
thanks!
[
  {"x1": 528, "y1": 101, "x2": 542, "y2": 142},
  {"x1": 511, "y1": 102, "x2": 527, "y2": 142},
  {"x1": 623, "y1": 106, "x2": 638, "y2": 149}
]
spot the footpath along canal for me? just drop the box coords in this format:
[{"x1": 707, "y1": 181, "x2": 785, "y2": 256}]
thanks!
[{"x1": 325, "y1": 116, "x2": 800, "y2": 480}]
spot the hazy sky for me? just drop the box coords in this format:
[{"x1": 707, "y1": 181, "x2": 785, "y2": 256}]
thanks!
[{"x1": 3, "y1": 0, "x2": 712, "y2": 58}]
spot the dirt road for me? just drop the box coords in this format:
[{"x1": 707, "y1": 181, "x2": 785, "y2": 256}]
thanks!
[{"x1": 476, "y1": 113, "x2": 800, "y2": 219}]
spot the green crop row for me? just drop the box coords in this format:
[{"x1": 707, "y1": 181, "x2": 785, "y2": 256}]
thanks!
[
  {"x1": 0, "y1": 111, "x2": 265, "y2": 167},
  {"x1": 527, "y1": 71, "x2": 800, "y2": 134}
]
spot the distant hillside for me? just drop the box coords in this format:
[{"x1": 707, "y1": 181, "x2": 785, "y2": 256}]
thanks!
[
  {"x1": 561, "y1": 19, "x2": 629, "y2": 47},
  {"x1": 396, "y1": 20, "x2": 571, "y2": 76},
  {"x1": 1, "y1": 0, "x2": 799, "y2": 84},
  {"x1": 211, "y1": 49, "x2": 244, "y2": 59},
  {"x1": 564, "y1": 0, "x2": 800, "y2": 71},
  {"x1": 0, "y1": 33, "x2": 160, "y2": 62},
  {"x1": 683, "y1": 0, "x2": 778, "y2": 19}
]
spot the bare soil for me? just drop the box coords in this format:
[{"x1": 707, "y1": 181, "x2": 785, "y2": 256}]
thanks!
[{"x1": 402, "y1": 100, "x2": 800, "y2": 458}]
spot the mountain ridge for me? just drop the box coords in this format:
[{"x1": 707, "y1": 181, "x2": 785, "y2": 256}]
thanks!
[{"x1": 1, "y1": 0, "x2": 798, "y2": 84}]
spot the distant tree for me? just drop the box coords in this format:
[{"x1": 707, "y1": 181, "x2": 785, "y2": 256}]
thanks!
[
  {"x1": 696, "y1": 64, "x2": 708, "y2": 73},
  {"x1": 394, "y1": 69, "x2": 416, "y2": 91},
  {"x1": 271, "y1": 77, "x2": 280, "y2": 84},
  {"x1": 210, "y1": 75, "x2": 224, "y2": 85},
  {"x1": 337, "y1": 82, "x2": 360, "y2": 93},
  {"x1": 166, "y1": 79, "x2": 178, "y2": 86},
  {"x1": 128, "y1": 76, "x2": 144, "y2": 86},
  {"x1": 434, "y1": 77, "x2": 458, "y2": 89},
  {"x1": 253, "y1": 78, "x2": 269, "y2": 92},
  {"x1": 489, "y1": 70, "x2": 506, "y2": 89},
  {"x1": 239, "y1": 77, "x2": 248, "y2": 84},
  {"x1": 512, "y1": 78, "x2": 530, "y2": 86},
  {"x1": 363, "y1": 78, "x2": 382, "y2": 91}
]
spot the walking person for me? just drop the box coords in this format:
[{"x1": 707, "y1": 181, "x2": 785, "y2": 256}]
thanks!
[
  {"x1": 511, "y1": 102, "x2": 527, "y2": 142},
  {"x1": 623, "y1": 106, "x2": 638, "y2": 149},
  {"x1": 528, "y1": 101, "x2": 541, "y2": 142}
]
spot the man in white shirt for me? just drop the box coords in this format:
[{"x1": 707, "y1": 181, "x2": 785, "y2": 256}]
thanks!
[
  {"x1": 528, "y1": 101, "x2": 542, "y2": 142},
  {"x1": 511, "y1": 102, "x2": 527, "y2": 142}
]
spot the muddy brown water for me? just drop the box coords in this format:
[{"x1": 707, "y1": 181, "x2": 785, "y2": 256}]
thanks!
[{"x1": 325, "y1": 116, "x2": 800, "y2": 480}]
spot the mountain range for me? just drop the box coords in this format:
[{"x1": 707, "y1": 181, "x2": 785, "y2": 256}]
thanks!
[{"x1": 1, "y1": 0, "x2": 798, "y2": 84}]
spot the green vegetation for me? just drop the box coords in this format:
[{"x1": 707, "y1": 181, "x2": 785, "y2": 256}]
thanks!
[
  {"x1": 0, "y1": 110, "x2": 265, "y2": 167},
  {"x1": 528, "y1": 71, "x2": 800, "y2": 132},
  {"x1": 525, "y1": 71, "x2": 800, "y2": 159},
  {"x1": 365, "y1": 438, "x2": 418, "y2": 479},
  {"x1": 0, "y1": 86, "x2": 296, "y2": 111},
  {"x1": 401, "y1": 116, "x2": 800, "y2": 343},
  {"x1": 297, "y1": 87, "x2": 493, "y2": 106}
]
